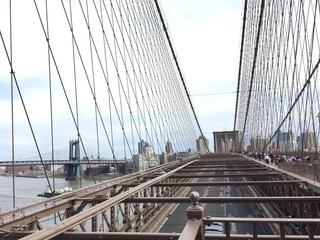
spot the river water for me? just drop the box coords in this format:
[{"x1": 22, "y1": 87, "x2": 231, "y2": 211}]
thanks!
[{"x1": 0, "y1": 175, "x2": 96, "y2": 211}]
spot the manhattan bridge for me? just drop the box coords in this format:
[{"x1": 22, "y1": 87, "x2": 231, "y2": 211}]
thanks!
[{"x1": 1, "y1": 0, "x2": 320, "y2": 239}]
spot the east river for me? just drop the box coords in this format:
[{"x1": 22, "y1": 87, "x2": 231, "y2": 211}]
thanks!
[{"x1": 0, "y1": 175, "x2": 97, "y2": 211}]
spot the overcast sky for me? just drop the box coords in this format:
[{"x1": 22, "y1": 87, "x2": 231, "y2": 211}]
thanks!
[
  {"x1": 160, "y1": 0, "x2": 243, "y2": 150},
  {"x1": 0, "y1": 1, "x2": 243, "y2": 159}
]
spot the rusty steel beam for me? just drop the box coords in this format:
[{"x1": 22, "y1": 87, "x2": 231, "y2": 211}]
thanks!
[
  {"x1": 3, "y1": 154, "x2": 320, "y2": 240},
  {"x1": 0, "y1": 200, "x2": 73, "y2": 230},
  {"x1": 169, "y1": 173, "x2": 280, "y2": 178},
  {"x1": 0, "y1": 184, "x2": 113, "y2": 229},
  {"x1": 0, "y1": 231, "x2": 181, "y2": 240},
  {"x1": 0, "y1": 158, "x2": 191, "y2": 230},
  {"x1": 0, "y1": 191, "x2": 76, "y2": 216},
  {"x1": 203, "y1": 216, "x2": 320, "y2": 224},
  {"x1": 55, "y1": 232, "x2": 180, "y2": 240},
  {"x1": 123, "y1": 196, "x2": 320, "y2": 203},
  {"x1": 204, "y1": 235, "x2": 320, "y2": 240},
  {"x1": 154, "y1": 180, "x2": 303, "y2": 186},
  {"x1": 179, "y1": 219, "x2": 202, "y2": 240},
  {"x1": 178, "y1": 191, "x2": 204, "y2": 240},
  {"x1": 184, "y1": 164, "x2": 262, "y2": 168},
  {"x1": 20, "y1": 160, "x2": 196, "y2": 240},
  {"x1": 178, "y1": 167, "x2": 269, "y2": 172},
  {"x1": 117, "y1": 180, "x2": 304, "y2": 188}
]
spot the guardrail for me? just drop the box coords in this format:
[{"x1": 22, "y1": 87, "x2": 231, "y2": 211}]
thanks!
[{"x1": 179, "y1": 191, "x2": 320, "y2": 240}]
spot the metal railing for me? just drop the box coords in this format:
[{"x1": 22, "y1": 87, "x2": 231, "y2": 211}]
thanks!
[{"x1": 179, "y1": 191, "x2": 320, "y2": 240}]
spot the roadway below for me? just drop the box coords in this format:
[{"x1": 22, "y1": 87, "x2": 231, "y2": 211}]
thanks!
[{"x1": 158, "y1": 175, "x2": 273, "y2": 235}]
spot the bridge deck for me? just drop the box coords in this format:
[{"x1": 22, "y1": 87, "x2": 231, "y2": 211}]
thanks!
[{"x1": 1, "y1": 153, "x2": 320, "y2": 240}]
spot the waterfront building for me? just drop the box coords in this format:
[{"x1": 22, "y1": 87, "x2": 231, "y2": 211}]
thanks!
[{"x1": 133, "y1": 140, "x2": 160, "y2": 171}]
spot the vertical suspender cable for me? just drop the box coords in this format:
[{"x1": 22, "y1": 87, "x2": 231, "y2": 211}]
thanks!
[
  {"x1": 85, "y1": 0, "x2": 102, "y2": 180},
  {"x1": 45, "y1": 0, "x2": 55, "y2": 196},
  {"x1": 69, "y1": 0, "x2": 82, "y2": 188},
  {"x1": 9, "y1": 0, "x2": 16, "y2": 209},
  {"x1": 234, "y1": 0, "x2": 248, "y2": 152},
  {"x1": 154, "y1": 0, "x2": 205, "y2": 149},
  {"x1": 240, "y1": 0, "x2": 265, "y2": 148}
]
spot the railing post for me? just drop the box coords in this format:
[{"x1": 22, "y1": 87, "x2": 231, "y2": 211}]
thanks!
[
  {"x1": 179, "y1": 191, "x2": 204, "y2": 240},
  {"x1": 186, "y1": 191, "x2": 203, "y2": 220}
]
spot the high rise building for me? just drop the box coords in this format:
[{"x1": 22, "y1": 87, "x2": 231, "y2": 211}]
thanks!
[
  {"x1": 297, "y1": 130, "x2": 317, "y2": 151},
  {"x1": 134, "y1": 140, "x2": 160, "y2": 171},
  {"x1": 138, "y1": 139, "x2": 146, "y2": 154},
  {"x1": 165, "y1": 140, "x2": 173, "y2": 154},
  {"x1": 250, "y1": 136, "x2": 268, "y2": 152},
  {"x1": 272, "y1": 130, "x2": 296, "y2": 152},
  {"x1": 196, "y1": 135, "x2": 209, "y2": 153}
]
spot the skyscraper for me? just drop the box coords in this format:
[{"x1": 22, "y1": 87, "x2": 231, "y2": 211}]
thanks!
[
  {"x1": 196, "y1": 136, "x2": 209, "y2": 153},
  {"x1": 165, "y1": 140, "x2": 173, "y2": 154},
  {"x1": 133, "y1": 140, "x2": 159, "y2": 171},
  {"x1": 138, "y1": 140, "x2": 146, "y2": 154}
]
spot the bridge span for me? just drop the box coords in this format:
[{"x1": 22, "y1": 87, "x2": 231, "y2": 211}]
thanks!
[
  {"x1": 1, "y1": 153, "x2": 320, "y2": 240},
  {"x1": 0, "y1": 158, "x2": 128, "y2": 166}
]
